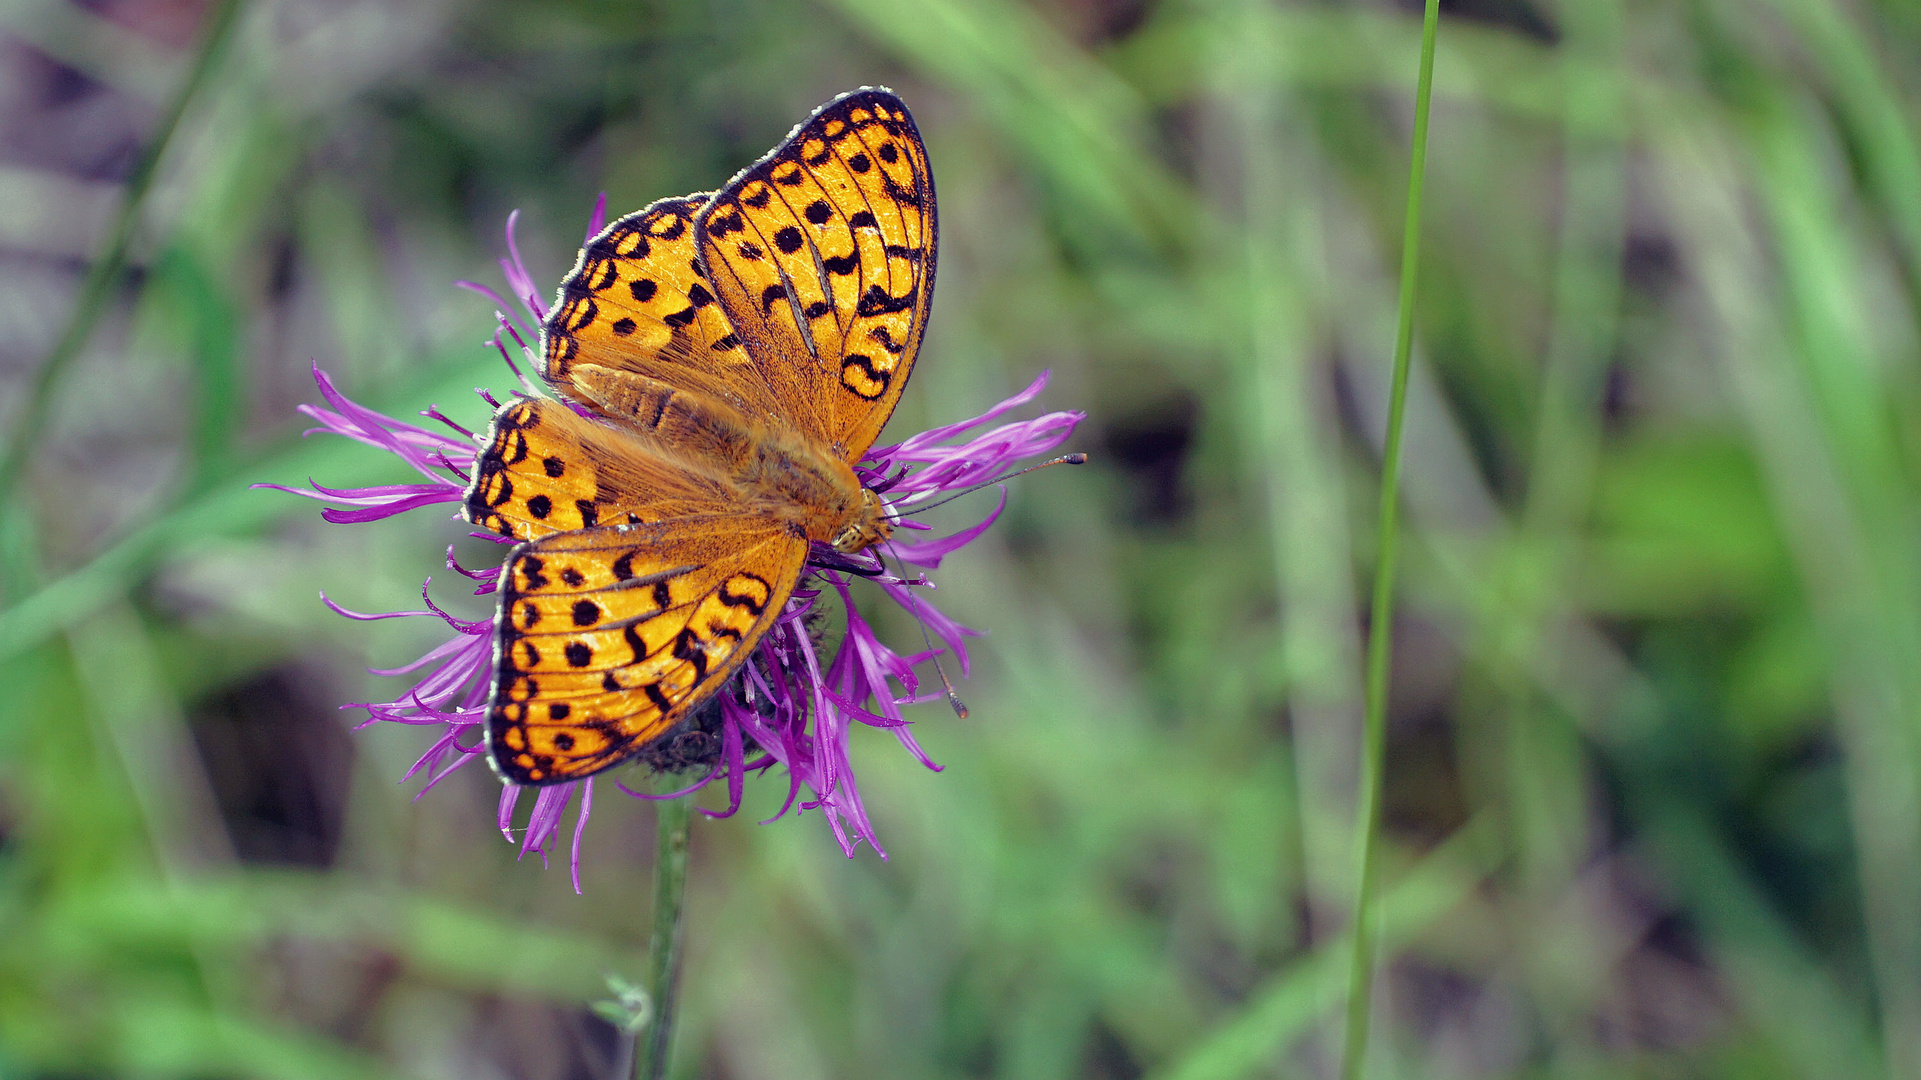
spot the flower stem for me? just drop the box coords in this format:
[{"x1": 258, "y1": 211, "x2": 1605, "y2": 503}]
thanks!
[
  {"x1": 1339, "y1": 1, "x2": 1441, "y2": 1077},
  {"x1": 636, "y1": 797, "x2": 691, "y2": 1080},
  {"x1": 0, "y1": 0, "x2": 245, "y2": 529}
]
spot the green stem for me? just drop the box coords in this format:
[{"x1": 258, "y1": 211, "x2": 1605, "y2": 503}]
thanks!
[
  {"x1": 0, "y1": 0, "x2": 245, "y2": 532},
  {"x1": 636, "y1": 797, "x2": 692, "y2": 1080},
  {"x1": 1339, "y1": 2, "x2": 1441, "y2": 1078}
]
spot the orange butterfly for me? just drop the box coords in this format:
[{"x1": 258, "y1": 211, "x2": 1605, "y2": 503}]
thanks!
[{"x1": 461, "y1": 88, "x2": 936, "y2": 786}]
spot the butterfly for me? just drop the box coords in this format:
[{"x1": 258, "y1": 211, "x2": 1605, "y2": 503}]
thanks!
[{"x1": 461, "y1": 88, "x2": 936, "y2": 786}]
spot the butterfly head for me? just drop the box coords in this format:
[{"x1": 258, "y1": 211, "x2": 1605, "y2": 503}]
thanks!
[{"x1": 830, "y1": 487, "x2": 895, "y2": 554}]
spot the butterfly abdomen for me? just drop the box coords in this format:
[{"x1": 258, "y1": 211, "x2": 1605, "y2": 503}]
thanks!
[{"x1": 574, "y1": 364, "x2": 756, "y2": 466}]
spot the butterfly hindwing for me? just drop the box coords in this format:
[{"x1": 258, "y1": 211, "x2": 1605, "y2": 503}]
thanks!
[
  {"x1": 463, "y1": 398, "x2": 735, "y2": 541},
  {"x1": 696, "y1": 87, "x2": 937, "y2": 462},
  {"x1": 489, "y1": 520, "x2": 808, "y2": 785},
  {"x1": 543, "y1": 196, "x2": 776, "y2": 417}
]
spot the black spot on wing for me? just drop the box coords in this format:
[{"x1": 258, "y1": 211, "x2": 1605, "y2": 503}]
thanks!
[
  {"x1": 856, "y1": 285, "x2": 914, "y2": 317},
  {"x1": 882, "y1": 171, "x2": 923, "y2": 208},
  {"x1": 717, "y1": 573, "x2": 772, "y2": 616},
  {"x1": 593, "y1": 232, "x2": 648, "y2": 261},
  {"x1": 558, "y1": 295, "x2": 598, "y2": 330},
  {"x1": 841, "y1": 353, "x2": 890, "y2": 400},
  {"x1": 520, "y1": 556, "x2": 549, "y2": 591},
  {"x1": 673, "y1": 628, "x2": 709, "y2": 684},
  {"x1": 868, "y1": 326, "x2": 906, "y2": 354}
]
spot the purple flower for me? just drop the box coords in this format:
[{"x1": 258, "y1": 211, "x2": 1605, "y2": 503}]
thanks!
[{"x1": 262, "y1": 207, "x2": 1083, "y2": 891}]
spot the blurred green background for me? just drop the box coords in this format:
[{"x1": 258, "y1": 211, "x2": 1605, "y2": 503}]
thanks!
[{"x1": 3, "y1": 0, "x2": 1919, "y2": 1076}]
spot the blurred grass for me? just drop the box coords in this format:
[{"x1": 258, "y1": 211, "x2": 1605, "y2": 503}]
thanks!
[{"x1": 3, "y1": 0, "x2": 1921, "y2": 1077}]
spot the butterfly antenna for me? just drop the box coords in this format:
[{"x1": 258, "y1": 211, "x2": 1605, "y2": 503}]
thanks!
[
  {"x1": 882, "y1": 543, "x2": 968, "y2": 719},
  {"x1": 896, "y1": 453, "x2": 1087, "y2": 517}
]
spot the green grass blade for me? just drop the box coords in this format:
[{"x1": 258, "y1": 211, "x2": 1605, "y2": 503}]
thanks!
[{"x1": 1340, "y1": 2, "x2": 1441, "y2": 1076}]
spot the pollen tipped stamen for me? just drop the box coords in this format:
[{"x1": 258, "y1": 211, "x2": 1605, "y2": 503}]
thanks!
[
  {"x1": 444, "y1": 545, "x2": 494, "y2": 581},
  {"x1": 489, "y1": 327, "x2": 544, "y2": 398},
  {"x1": 434, "y1": 453, "x2": 471, "y2": 482},
  {"x1": 422, "y1": 406, "x2": 476, "y2": 440}
]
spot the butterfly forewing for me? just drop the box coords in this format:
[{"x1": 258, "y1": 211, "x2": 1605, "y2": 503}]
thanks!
[
  {"x1": 490, "y1": 521, "x2": 807, "y2": 784},
  {"x1": 696, "y1": 87, "x2": 937, "y2": 462},
  {"x1": 543, "y1": 196, "x2": 776, "y2": 417}
]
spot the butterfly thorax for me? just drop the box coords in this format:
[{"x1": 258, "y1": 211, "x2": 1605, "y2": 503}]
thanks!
[{"x1": 734, "y1": 425, "x2": 893, "y2": 554}]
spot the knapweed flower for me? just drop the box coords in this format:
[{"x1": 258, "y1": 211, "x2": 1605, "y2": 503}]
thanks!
[{"x1": 263, "y1": 206, "x2": 1082, "y2": 890}]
